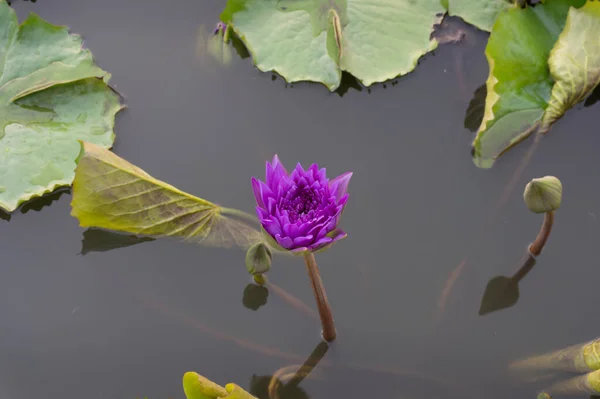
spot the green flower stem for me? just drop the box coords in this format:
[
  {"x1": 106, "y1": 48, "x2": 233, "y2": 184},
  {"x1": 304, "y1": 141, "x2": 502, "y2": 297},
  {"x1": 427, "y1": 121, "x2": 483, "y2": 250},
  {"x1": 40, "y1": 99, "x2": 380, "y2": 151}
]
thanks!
[
  {"x1": 529, "y1": 211, "x2": 554, "y2": 257},
  {"x1": 303, "y1": 253, "x2": 336, "y2": 342}
]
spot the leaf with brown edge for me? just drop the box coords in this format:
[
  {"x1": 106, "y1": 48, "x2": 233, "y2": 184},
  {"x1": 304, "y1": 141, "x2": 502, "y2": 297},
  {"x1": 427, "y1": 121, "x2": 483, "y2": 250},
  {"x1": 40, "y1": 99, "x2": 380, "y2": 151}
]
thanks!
[{"x1": 70, "y1": 141, "x2": 263, "y2": 250}]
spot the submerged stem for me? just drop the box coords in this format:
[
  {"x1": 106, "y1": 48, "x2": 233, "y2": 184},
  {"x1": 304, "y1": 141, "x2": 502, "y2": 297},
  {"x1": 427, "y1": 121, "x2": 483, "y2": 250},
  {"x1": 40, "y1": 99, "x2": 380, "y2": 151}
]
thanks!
[
  {"x1": 303, "y1": 253, "x2": 336, "y2": 342},
  {"x1": 529, "y1": 211, "x2": 554, "y2": 257},
  {"x1": 511, "y1": 253, "x2": 537, "y2": 284}
]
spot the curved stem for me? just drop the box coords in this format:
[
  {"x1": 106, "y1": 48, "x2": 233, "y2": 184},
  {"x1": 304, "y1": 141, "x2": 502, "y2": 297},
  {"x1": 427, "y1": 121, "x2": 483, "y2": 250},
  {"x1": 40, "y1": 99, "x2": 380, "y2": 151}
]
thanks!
[
  {"x1": 303, "y1": 253, "x2": 337, "y2": 342},
  {"x1": 510, "y1": 254, "x2": 536, "y2": 284},
  {"x1": 529, "y1": 211, "x2": 554, "y2": 257}
]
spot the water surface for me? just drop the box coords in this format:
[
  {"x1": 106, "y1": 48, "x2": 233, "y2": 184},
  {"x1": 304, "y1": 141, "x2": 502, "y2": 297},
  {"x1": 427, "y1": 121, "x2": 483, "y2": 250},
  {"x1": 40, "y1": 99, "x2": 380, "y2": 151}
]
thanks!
[{"x1": 2, "y1": 1, "x2": 600, "y2": 398}]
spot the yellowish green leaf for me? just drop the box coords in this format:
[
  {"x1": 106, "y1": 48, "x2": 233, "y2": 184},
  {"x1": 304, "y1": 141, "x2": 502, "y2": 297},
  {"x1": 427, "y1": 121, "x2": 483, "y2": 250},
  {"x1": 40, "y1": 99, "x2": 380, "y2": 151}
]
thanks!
[
  {"x1": 471, "y1": 0, "x2": 585, "y2": 168},
  {"x1": 70, "y1": 142, "x2": 263, "y2": 249},
  {"x1": 183, "y1": 372, "x2": 228, "y2": 399},
  {"x1": 541, "y1": 0, "x2": 600, "y2": 131}
]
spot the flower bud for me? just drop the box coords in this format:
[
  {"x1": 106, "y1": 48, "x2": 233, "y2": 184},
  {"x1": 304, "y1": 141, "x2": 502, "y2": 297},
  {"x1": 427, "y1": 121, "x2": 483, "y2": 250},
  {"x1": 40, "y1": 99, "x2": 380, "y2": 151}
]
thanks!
[
  {"x1": 245, "y1": 242, "x2": 272, "y2": 276},
  {"x1": 523, "y1": 176, "x2": 562, "y2": 214}
]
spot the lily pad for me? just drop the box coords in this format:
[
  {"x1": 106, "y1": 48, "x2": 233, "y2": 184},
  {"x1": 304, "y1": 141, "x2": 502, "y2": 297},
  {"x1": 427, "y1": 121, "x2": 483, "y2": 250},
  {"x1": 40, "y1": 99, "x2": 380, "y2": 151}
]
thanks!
[
  {"x1": 471, "y1": 0, "x2": 585, "y2": 168},
  {"x1": 0, "y1": 1, "x2": 122, "y2": 211},
  {"x1": 220, "y1": 0, "x2": 444, "y2": 91},
  {"x1": 71, "y1": 142, "x2": 263, "y2": 250},
  {"x1": 541, "y1": 0, "x2": 600, "y2": 130},
  {"x1": 444, "y1": 0, "x2": 514, "y2": 32},
  {"x1": 471, "y1": 0, "x2": 600, "y2": 168}
]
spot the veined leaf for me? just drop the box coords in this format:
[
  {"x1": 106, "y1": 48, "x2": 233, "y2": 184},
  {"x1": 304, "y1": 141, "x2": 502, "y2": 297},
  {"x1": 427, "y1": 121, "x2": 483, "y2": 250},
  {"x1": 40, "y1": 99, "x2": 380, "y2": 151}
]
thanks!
[
  {"x1": 445, "y1": 0, "x2": 514, "y2": 32},
  {"x1": 471, "y1": 0, "x2": 585, "y2": 168},
  {"x1": 541, "y1": 1, "x2": 600, "y2": 130},
  {"x1": 0, "y1": 0, "x2": 122, "y2": 211},
  {"x1": 70, "y1": 142, "x2": 263, "y2": 250},
  {"x1": 220, "y1": 0, "x2": 443, "y2": 91}
]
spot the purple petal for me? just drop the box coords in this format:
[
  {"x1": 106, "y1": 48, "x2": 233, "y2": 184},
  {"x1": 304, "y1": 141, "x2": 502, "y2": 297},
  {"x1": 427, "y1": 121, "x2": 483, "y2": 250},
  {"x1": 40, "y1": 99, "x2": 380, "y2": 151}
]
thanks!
[
  {"x1": 251, "y1": 177, "x2": 265, "y2": 208},
  {"x1": 329, "y1": 229, "x2": 347, "y2": 243},
  {"x1": 328, "y1": 172, "x2": 352, "y2": 201},
  {"x1": 291, "y1": 246, "x2": 309, "y2": 254},
  {"x1": 283, "y1": 223, "x2": 299, "y2": 239},
  {"x1": 308, "y1": 236, "x2": 333, "y2": 251},
  {"x1": 263, "y1": 218, "x2": 282, "y2": 237},
  {"x1": 293, "y1": 235, "x2": 314, "y2": 246},
  {"x1": 275, "y1": 234, "x2": 294, "y2": 249},
  {"x1": 267, "y1": 154, "x2": 289, "y2": 189},
  {"x1": 256, "y1": 206, "x2": 269, "y2": 220}
]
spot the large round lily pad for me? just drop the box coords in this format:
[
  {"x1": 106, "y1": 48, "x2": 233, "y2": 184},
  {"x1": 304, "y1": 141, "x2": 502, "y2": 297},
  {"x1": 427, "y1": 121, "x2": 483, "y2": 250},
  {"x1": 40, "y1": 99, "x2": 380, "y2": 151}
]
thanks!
[{"x1": 0, "y1": 1, "x2": 122, "y2": 212}]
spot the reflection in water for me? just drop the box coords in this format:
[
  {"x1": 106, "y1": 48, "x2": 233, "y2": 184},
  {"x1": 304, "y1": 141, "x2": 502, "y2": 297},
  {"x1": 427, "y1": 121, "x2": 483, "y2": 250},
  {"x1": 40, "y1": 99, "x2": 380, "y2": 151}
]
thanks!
[
  {"x1": 0, "y1": 208, "x2": 10, "y2": 222},
  {"x1": 230, "y1": 33, "x2": 250, "y2": 60},
  {"x1": 585, "y1": 84, "x2": 600, "y2": 108},
  {"x1": 464, "y1": 84, "x2": 486, "y2": 133},
  {"x1": 79, "y1": 228, "x2": 154, "y2": 255},
  {"x1": 250, "y1": 342, "x2": 328, "y2": 399},
  {"x1": 479, "y1": 254, "x2": 536, "y2": 316},
  {"x1": 7, "y1": 0, "x2": 37, "y2": 5},
  {"x1": 335, "y1": 72, "x2": 362, "y2": 97},
  {"x1": 243, "y1": 283, "x2": 269, "y2": 311},
  {"x1": 19, "y1": 187, "x2": 70, "y2": 214}
]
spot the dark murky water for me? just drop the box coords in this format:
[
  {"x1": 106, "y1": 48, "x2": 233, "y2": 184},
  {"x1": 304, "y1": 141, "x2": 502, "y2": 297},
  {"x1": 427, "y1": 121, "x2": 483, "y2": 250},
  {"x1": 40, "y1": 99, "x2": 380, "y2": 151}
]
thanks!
[{"x1": 2, "y1": 1, "x2": 600, "y2": 398}]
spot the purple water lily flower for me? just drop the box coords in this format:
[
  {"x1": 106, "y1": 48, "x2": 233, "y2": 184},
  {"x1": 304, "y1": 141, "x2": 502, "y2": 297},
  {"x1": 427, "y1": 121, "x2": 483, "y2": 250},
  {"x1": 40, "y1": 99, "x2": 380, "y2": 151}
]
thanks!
[{"x1": 252, "y1": 155, "x2": 352, "y2": 253}]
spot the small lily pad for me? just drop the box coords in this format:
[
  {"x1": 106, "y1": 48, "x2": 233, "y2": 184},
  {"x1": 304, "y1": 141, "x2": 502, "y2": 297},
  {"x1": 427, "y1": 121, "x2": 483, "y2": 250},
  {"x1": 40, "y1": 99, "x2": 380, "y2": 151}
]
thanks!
[{"x1": 0, "y1": 1, "x2": 122, "y2": 211}]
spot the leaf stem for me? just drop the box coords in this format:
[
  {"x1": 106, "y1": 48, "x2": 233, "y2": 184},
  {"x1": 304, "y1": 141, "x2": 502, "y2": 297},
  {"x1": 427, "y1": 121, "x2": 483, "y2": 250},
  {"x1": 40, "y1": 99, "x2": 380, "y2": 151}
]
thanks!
[
  {"x1": 303, "y1": 253, "x2": 336, "y2": 342},
  {"x1": 223, "y1": 24, "x2": 232, "y2": 43},
  {"x1": 220, "y1": 207, "x2": 259, "y2": 225},
  {"x1": 529, "y1": 211, "x2": 554, "y2": 257}
]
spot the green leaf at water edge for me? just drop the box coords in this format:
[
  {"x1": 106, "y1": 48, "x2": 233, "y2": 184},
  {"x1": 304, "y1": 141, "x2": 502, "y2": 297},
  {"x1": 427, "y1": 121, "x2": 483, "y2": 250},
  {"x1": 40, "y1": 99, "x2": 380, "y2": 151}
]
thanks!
[
  {"x1": 471, "y1": 0, "x2": 585, "y2": 168},
  {"x1": 471, "y1": 0, "x2": 600, "y2": 168},
  {"x1": 445, "y1": 0, "x2": 514, "y2": 32},
  {"x1": 220, "y1": 0, "x2": 444, "y2": 91},
  {"x1": 70, "y1": 142, "x2": 263, "y2": 250},
  {"x1": 0, "y1": 0, "x2": 122, "y2": 211},
  {"x1": 183, "y1": 372, "x2": 259, "y2": 399},
  {"x1": 541, "y1": 0, "x2": 600, "y2": 131},
  {"x1": 183, "y1": 372, "x2": 228, "y2": 399}
]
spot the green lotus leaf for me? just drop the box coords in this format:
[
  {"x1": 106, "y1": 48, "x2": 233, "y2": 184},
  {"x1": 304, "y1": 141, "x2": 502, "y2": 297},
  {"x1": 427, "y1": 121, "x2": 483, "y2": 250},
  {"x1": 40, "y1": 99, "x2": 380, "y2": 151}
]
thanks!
[
  {"x1": 445, "y1": 0, "x2": 514, "y2": 32},
  {"x1": 183, "y1": 372, "x2": 229, "y2": 399},
  {"x1": 222, "y1": 384, "x2": 258, "y2": 399},
  {"x1": 472, "y1": 0, "x2": 586, "y2": 168},
  {"x1": 541, "y1": 0, "x2": 600, "y2": 131},
  {"x1": 220, "y1": 0, "x2": 444, "y2": 91},
  {"x1": 0, "y1": 0, "x2": 122, "y2": 211},
  {"x1": 70, "y1": 141, "x2": 263, "y2": 250}
]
